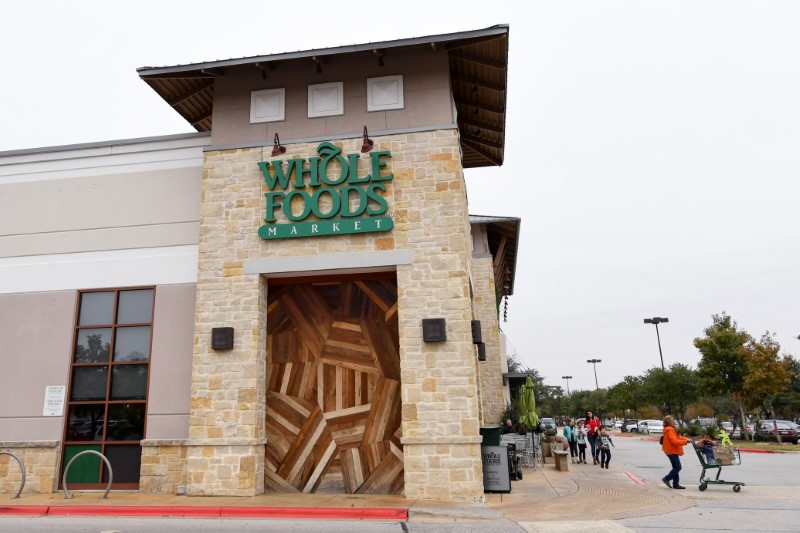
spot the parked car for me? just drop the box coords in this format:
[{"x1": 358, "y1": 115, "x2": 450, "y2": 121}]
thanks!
[
  {"x1": 690, "y1": 417, "x2": 718, "y2": 428},
  {"x1": 614, "y1": 420, "x2": 623, "y2": 430},
  {"x1": 758, "y1": 421, "x2": 799, "y2": 444},
  {"x1": 540, "y1": 417, "x2": 556, "y2": 431},
  {"x1": 623, "y1": 419, "x2": 638, "y2": 433},
  {"x1": 638, "y1": 419, "x2": 664, "y2": 434}
]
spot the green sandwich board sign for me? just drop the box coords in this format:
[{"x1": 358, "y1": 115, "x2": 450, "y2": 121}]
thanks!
[{"x1": 257, "y1": 142, "x2": 394, "y2": 240}]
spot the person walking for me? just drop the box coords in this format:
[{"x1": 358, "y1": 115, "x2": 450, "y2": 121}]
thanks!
[
  {"x1": 585, "y1": 410, "x2": 601, "y2": 464},
  {"x1": 563, "y1": 418, "x2": 579, "y2": 464},
  {"x1": 661, "y1": 415, "x2": 691, "y2": 489},
  {"x1": 597, "y1": 426, "x2": 615, "y2": 469},
  {"x1": 576, "y1": 421, "x2": 588, "y2": 463}
]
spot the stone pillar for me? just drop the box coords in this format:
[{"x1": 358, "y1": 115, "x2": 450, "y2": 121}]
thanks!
[
  {"x1": 472, "y1": 256, "x2": 505, "y2": 425},
  {"x1": 186, "y1": 148, "x2": 268, "y2": 496},
  {"x1": 395, "y1": 130, "x2": 484, "y2": 502}
]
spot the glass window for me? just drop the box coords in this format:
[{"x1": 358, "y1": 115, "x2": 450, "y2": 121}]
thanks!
[
  {"x1": 64, "y1": 287, "x2": 154, "y2": 490},
  {"x1": 117, "y1": 289, "x2": 154, "y2": 324},
  {"x1": 74, "y1": 328, "x2": 112, "y2": 363},
  {"x1": 103, "y1": 445, "x2": 142, "y2": 484},
  {"x1": 70, "y1": 366, "x2": 108, "y2": 401},
  {"x1": 67, "y1": 404, "x2": 105, "y2": 442},
  {"x1": 106, "y1": 403, "x2": 145, "y2": 441},
  {"x1": 111, "y1": 365, "x2": 148, "y2": 400},
  {"x1": 78, "y1": 292, "x2": 115, "y2": 326},
  {"x1": 113, "y1": 326, "x2": 151, "y2": 362}
]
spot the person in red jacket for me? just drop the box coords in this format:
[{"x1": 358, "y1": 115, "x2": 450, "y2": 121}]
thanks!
[
  {"x1": 584, "y1": 410, "x2": 602, "y2": 464},
  {"x1": 661, "y1": 415, "x2": 691, "y2": 489}
]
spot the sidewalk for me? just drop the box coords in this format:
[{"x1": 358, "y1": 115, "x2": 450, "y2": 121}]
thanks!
[{"x1": 0, "y1": 456, "x2": 692, "y2": 527}]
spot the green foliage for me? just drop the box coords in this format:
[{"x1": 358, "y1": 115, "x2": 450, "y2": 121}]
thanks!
[
  {"x1": 685, "y1": 423, "x2": 702, "y2": 437},
  {"x1": 703, "y1": 423, "x2": 720, "y2": 440},
  {"x1": 499, "y1": 401, "x2": 520, "y2": 428},
  {"x1": 640, "y1": 363, "x2": 698, "y2": 422},
  {"x1": 606, "y1": 376, "x2": 645, "y2": 416},
  {"x1": 694, "y1": 313, "x2": 751, "y2": 397}
]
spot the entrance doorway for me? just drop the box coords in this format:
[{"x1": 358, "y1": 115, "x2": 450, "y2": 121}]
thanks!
[{"x1": 265, "y1": 274, "x2": 402, "y2": 494}]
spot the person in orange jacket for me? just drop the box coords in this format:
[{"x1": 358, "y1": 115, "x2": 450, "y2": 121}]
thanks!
[{"x1": 661, "y1": 415, "x2": 691, "y2": 489}]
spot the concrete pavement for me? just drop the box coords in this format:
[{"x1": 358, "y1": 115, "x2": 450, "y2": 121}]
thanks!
[{"x1": 2, "y1": 438, "x2": 797, "y2": 531}]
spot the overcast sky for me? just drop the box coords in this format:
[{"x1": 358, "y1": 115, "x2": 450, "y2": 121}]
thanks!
[{"x1": 2, "y1": 2, "x2": 798, "y2": 392}]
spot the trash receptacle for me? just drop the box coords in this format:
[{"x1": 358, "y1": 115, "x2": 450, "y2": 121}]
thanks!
[{"x1": 480, "y1": 425, "x2": 501, "y2": 446}]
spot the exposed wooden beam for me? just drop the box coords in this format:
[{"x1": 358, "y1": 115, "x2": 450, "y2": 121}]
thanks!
[
  {"x1": 459, "y1": 118, "x2": 504, "y2": 134},
  {"x1": 451, "y1": 74, "x2": 505, "y2": 93},
  {"x1": 167, "y1": 80, "x2": 214, "y2": 107},
  {"x1": 446, "y1": 33, "x2": 507, "y2": 50},
  {"x1": 461, "y1": 134, "x2": 503, "y2": 150},
  {"x1": 190, "y1": 110, "x2": 213, "y2": 126},
  {"x1": 449, "y1": 50, "x2": 506, "y2": 70},
  {"x1": 142, "y1": 72, "x2": 215, "y2": 80},
  {"x1": 200, "y1": 68, "x2": 225, "y2": 77},
  {"x1": 453, "y1": 97, "x2": 505, "y2": 115},
  {"x1": 461, "y1": 138, "x2": 501, "y2": 166}
]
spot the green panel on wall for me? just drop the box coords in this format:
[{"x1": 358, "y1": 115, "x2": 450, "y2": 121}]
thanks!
[{"x1": 63, "y1": 444, "x2": 102, "y2": 483}]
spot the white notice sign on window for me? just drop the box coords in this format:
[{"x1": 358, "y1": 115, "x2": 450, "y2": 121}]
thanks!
[{"x1": 43, "y1": 385, "x2": 66, "y2": 417}]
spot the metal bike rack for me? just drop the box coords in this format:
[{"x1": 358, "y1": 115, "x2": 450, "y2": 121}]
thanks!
[
  {"x1": 0, "y1": 451, "x2": 26, "y2": 498},
  {"x1": 62, "y1": 450, "x2": 112, "y2": 499}
]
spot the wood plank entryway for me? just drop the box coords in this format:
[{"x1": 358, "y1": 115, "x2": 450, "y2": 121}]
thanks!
[{"x1": 265, "y1": 276, "x2": 403, "y2": 494}]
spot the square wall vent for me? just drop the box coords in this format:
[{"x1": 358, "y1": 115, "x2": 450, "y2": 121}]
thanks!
[
  {"x1": 308, "y1": 82, "x2": 344, "y2": 118},
  {"x1": 250, "y1": 88, "x2": 285, "y2": 123},
  {"x1": 367, "y1": 75, "x2": 404, "y2": 112}
]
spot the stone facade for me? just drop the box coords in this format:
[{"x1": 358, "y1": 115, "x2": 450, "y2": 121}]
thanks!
[
  {"x1": 187, "y1": 129, "x2": 484, "y2": 501},
  {"x1": 139, "y1": 441, "x2": 188, "y2": 494},
  {"x1": 0, "y1": 441, "x2": 59, "y2": 494},
  {"x1": 472, "y1": 255, "x2": 506, "y2": 426}
]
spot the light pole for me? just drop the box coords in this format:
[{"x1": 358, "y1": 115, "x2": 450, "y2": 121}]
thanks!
[
  {"x1": 562, "y1": 375, "x2": 572, "y2": 395},
  {"x1": 586, "y1": 359, "x2": 601, "y2": 390},
  {"x1": 643, "y1": 317, "x2": 669, "y2": 370}
]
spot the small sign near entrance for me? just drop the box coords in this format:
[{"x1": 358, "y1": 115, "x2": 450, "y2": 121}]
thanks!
[
  {"x1": 42, "y1": 385, "x2": 66, "y2": 417},
  {"x1": 481, "y1": 445, "x2": 511, "y2": 493}
]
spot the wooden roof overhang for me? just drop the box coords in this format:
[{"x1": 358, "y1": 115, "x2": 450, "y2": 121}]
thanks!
[
  {"x1": 137, "y1": 25, "x2": 509, "y2": 168},
  {"x1": 469, "y1": 214, "x2": 520, "y2": 308}
]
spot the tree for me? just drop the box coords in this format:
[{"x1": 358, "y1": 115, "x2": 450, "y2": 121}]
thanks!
[
  {"x1": 773, "y1": 355, "x2": 800, "y2": 421},
  {"x1": 606, "y1": 376, "x2": 645, "y2": 418},
  {"x1": 743, "y1": 333, "x2": 790, "y2": 443},
  {"x1": 694, "y1": 313, "x2": 752, "y2": 439},
  {"x1": 640, "y1": 363, "x2": 698, "y2": 421}
]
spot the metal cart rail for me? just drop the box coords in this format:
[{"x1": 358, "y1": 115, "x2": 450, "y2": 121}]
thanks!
[{"x1": 692, "y1": 442, "x2": 745, "y2": 492}]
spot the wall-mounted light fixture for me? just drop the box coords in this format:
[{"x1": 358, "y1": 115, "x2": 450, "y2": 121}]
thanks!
[
  {"x1": 471, "y1": 320, "x2": 482, "y2": 344},
  {"x1": 271, "y1": 133, "x2": 286, "y2": 156},
  {"x1": 211, "y1": 327, "x2": 234, "y2": 350},
  {"x1": 361, "y1": 126, "x2": 374, "y2": 153},
  {"x1": 422, "y1": 318, "x2": 446, "y2": 342}
]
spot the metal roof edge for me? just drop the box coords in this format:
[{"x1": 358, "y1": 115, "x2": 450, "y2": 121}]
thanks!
[
  {"x1": 0, "y1": 131, "x2": 211, "y2": 159},
  {"x1": 137, "y1": 25, "x2": 509, "y2": 77}
]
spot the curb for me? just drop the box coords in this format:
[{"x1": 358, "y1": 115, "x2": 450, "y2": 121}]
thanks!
[{"x1": 0, "y1": 505, "x2": 408, "y2": 520}]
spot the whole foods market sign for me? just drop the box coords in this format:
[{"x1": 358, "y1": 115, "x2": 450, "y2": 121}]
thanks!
[{"x1": 258, "y1": 142, "x2": 393, "y2": 240}]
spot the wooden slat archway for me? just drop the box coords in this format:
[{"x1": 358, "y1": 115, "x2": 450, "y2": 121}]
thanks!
[{"x1": 265, "y1": 277, "x2": 402, "y2": 494}]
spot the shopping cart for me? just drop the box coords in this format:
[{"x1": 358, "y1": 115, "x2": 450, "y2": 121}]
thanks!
[{"x1": 692, "y1": 441, "x2": 745, "y2": 492}]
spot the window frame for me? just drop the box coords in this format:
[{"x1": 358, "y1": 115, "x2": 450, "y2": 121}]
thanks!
[{"x1": 60, "y1": 286, "x2": 156, "y2": 490}]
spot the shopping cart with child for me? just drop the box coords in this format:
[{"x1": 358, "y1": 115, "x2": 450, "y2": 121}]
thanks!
[{"x1": 691, "y1": 439, "x2": 745, "y2": 492}]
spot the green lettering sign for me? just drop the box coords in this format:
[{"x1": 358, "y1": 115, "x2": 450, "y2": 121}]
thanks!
[{"x1": 257, "y1": 142, "x2": 393, "y2": 240}]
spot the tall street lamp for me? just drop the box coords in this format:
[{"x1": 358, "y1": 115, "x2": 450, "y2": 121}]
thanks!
[
  {"x1": 586, "y1": 359, "x2": 601, "y2": 390},
  {"x1": 643, "y1": 317, "x2": 669, "y2": 370},
  {"x1": 562, "y1": 375, "x2": 572, "y2": 395}
]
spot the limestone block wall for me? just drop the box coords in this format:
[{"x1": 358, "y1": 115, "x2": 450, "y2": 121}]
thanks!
[
  {"x1": 190, "y1": 129, "x2": 483, "y2": 501},
  {"x1": 0, "y1": 441, "x2": 59, "y2": 494},
  {"x1": 472, "y1": 256, "x2": 506, "y2": 426},
  {"x1": 139, "y1": 441, "x2": 188, "y2": 494}
]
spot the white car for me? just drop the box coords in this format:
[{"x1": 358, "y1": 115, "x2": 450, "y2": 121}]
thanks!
[{"x1": 637, "y1": 419, "x2": 664, "y2": 434}]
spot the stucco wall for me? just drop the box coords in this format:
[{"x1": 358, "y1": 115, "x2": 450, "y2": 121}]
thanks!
[
  {"x1": 0, "y1": 291, "x2": 75, "y2": 441},
  {"x1": 211, "y1": 47, "x2": 454, "y2": 147}
]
